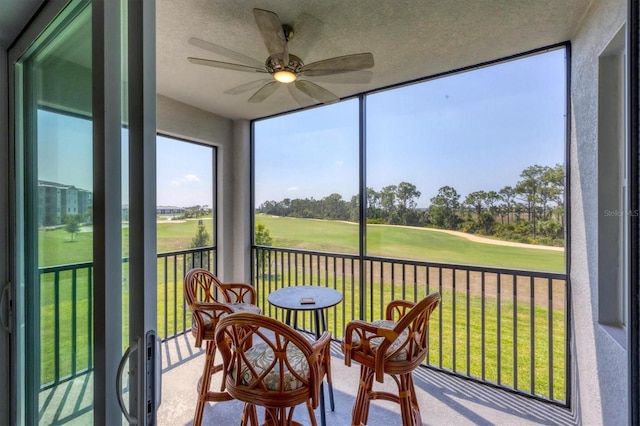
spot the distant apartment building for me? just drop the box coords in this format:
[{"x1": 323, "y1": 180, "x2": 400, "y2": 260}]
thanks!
[
  {"x1": 157, "y1": 206, "x2": 183, "y2": 215},
  {"x1": 121, "y1": 205, "x2": 184, "y2": 221},
  {"x1": 38, "y1": 180, "x2": 92, "y2": 227}
]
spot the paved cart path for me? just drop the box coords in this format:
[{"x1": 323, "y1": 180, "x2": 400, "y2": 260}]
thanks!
[{"x1": 371, "y1": 223, "x2": 565, "y2": 252}]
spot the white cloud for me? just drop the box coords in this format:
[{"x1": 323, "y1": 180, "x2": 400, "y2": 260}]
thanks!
[
  {"x1": 170, "y1": 174, "x2": 201, "y2": 187},
  {"x1": 335, "y1": 160, "x2": 344, "y2": 166},
  {"x1": 287, "y1": 186, "x2": 299, "y2": 192}
]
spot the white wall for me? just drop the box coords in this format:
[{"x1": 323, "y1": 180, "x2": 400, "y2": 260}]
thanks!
[
  {"x1": 570, "y1": 0, "x2": 628, "y2": 423},
  {"x1": 231, "y1": 120, "x2": 252, "y2": 281},
  {"x1": 156, "y1": 94, "x2": 251, "y2": 282}
]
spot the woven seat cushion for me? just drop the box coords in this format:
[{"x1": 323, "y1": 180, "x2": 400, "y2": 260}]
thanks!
[
  {"x1": 234, "y1": 342, "x2": 309, "y2": 391},
  {"x1": 198, "y1": 303, "x2": 261, "y2": 329},
  {"x1": 355, "y1": 320, "x2": 412, "y2": 361},
  {"x1": 229, "y1": 303, "x2": 262, "y2": 314}
]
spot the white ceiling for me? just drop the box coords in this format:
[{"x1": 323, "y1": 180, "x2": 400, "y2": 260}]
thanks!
[
  {"x1": 157, "y1": 0, "x2": 593, "y2": 121},
  {"x1": 3, "y1": 1, "x2": 593, "y2": 121}
]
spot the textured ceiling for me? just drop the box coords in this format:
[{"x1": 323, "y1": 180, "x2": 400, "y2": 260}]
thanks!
[{"x1": 157, "y1": 0, "x2": 593, "y2": 121}]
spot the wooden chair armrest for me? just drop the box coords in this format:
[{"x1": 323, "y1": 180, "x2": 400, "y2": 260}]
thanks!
[
  {"x1": 308, "y1": 331, "x2": 332, "y2": 408},
  {"x1": 190, "y1": 301, "x2": 234, "y2": 329},
  {"x1": 310, "y1": 331, "x2": 331, "y2": 365},
  {"x1": 218, "y1": 282, "x2": 257, "y2": 304},
  {"x1": 191, "y1": 301, "x2": 234, "y2": 315},
  {"x1": 311, "y1": 330, "x2": 331, "y2": 351},
  {"x1": 189, "y1": 302, "x2": 234, "y2": 347},
  {"x1": 386, "y1": 299, "x2": 417, "y2": 321},
  {"x1": 342, "y1": 320, "x2": 399, "y2": 367},
  {"x1": 343, "y1": 320, "x2": 380, "y2": 342}
]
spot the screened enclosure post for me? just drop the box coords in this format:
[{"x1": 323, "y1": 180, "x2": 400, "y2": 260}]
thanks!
[{"x1": 628, "y1": 0, "x2": 640, "y2": 422}]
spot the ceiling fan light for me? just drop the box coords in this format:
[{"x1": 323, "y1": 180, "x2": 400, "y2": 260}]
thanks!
[{"x1": 273, "y1": 70, "x2": 297, "y2": 83}]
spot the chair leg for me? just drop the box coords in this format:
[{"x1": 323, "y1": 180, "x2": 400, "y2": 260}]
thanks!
[
  {"x1": 408, "y1": 374, "x2": 422, "y2": 426},
  {"x1": 398, "y1": 373, "x2": 421, "y2": 426},
  {"x1": 264, "y1": 407, "x2": 285, "y2": 426},
  {"x1": 325, "y1": 352, "x2": 335, "y2": 411},
  {"x1": 193, "y1": 340, "x2": 231, "y2": 426},
  {"x1": 241, "y1": 403, "x2": 258, "y2": 426},
  {"x1": 305, "y1": 399, "x2": 318, "y2": 426},
  {"x1": 352, "y1": 366, "x2": 374, "y2": 426},
  {"x1": 193, "y1": 341, "x2": 216, "y2": 426}
]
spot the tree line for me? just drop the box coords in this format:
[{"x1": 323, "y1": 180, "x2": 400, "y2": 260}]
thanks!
[{"x1": 256, "y1": 164, "x2": 564, "y2": 245}]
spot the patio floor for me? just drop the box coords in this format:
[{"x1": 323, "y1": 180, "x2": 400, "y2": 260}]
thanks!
[
  {"x1": 38, "y1": 333, "x2": 577, "y2": 425},
  {"x1": 158, "y1": 334, "x2": 577, "y2": 426}
]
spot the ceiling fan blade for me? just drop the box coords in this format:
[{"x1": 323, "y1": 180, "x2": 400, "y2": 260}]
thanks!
[
  {"x1": 188, "y1": 37, "x2": 264, "y2": 69},
  {"x1": 294, "y1": 80, "x2": 339, "y2": 104},
  {"x1": 301, "y1": 53, "x2": 375, "y2": 76},
  {"x1": 287, "y1": 84, "x2": 316, "y2": 107},
  {"x1": 288, "y1": 13, "x2": 324, "y2": 59},
  {"x1": 248, "y1": 81, "x2": 281, "y2": 103},
  {"x1": 305, "y1": 70, "x2": 373, "y2": 84},
  {"x1": 224, "y1": 79, "x2": 273, "y2": 95},
  {"x1": 253, "y1": 8, "x2": 286, "y2": 58},
  {"x1": 188, "y1": 57, "x2": 268, "y2": 74}
]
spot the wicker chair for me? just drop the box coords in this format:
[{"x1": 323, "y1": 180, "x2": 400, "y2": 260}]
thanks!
[
  {"x1": 184, "y1": 268, "x2": 262, "y2": 426},
  {"x1": 215, "y1": 312, "x2": 332, "y2": 426},
  {"x1": 341, "y1": 293, "x2": 441, "y2": 426}
]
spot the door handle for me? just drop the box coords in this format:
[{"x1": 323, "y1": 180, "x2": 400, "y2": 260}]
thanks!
[
  {"x1": 116, "y1": 332, "x2": 162, "y2": 425},
  {"x1": 154, "y1": 334, "x2": 162, "y2": 410},
  {"x1": 0, "y1": 283, "x2": 11, "y2": 333},
  {"x1": 116, "y1": 337, "x2": 141, "y2": 424}
]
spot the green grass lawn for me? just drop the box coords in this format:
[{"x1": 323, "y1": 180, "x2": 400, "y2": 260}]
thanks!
[
  {"x1": 37, "y1": 214, "x2": 567, "y2": 401},
  {"x1": 40, "y1": 215, "x2": 563, "y2": 272},
  {"x1": 39, "y1": 217, "x2": 214, "y2": 267},
  {"x1": 256, "y1": 267, "x2": 566, "y2": 401},
  {"x1": 255, "y1": 214, "x2": 565, "y2": 272}
]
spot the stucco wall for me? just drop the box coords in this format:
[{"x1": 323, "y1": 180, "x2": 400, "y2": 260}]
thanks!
[
  {"x1": 156, "y1": 94, "x2": 232, "y2": 145},
  {"x1": 570, "y1": 0, "x2": 628, "y2": 424},
  {"x1": 156, "y1": 94, "x2": 249, "y2": 282},
  {"x1": 231, "y1": 120, "x2": 252, "y2": 282}
]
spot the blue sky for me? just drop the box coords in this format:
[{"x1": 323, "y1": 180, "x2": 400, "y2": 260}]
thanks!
[
  {"x1": 254, "y1": 48, "x2": 566, "y2": 208},
  {"x1": 38, "y1": 115, "x2": 213, "y2": 208},
  {"x1": 38, "y1": 110, "x2": 94, "y2": 192},
  {"x1": 38, "y1": 48, "x2": 565, "y2": 209},
  {"x1": 254, "y1": 99, "x2": 360, "y2": 206},
  {"x1": 156, "y1": 136, "x2": 213, "y2": 207}
]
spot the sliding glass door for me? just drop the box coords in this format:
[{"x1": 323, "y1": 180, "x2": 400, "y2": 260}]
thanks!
[
  {"x1": 11, "y1": 0, "x2": 157, "y2": 424},
  {"x1": 13, "y1": 3, "x2": 95, "y2": 423}
]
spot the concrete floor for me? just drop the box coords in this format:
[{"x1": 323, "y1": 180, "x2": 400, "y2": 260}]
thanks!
[
  {"x1": 38, "y1": 333, "x2": 576, "y2": 425},
  {"x1": 157, "y1": 334, "x2": 576, "y2": 426}
]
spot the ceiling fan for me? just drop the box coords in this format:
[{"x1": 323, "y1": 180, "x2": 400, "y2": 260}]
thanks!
[{"x1": 187, "y1": 8, "x2": 374, "y2": 106}]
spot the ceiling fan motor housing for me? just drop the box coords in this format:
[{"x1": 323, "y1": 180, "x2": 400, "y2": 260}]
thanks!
[{"x1": 266, "y1": 53, "x2": 304, "y2": 75}]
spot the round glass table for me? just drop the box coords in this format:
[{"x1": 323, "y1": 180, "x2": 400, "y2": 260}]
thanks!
[{"x1": 268, "y1": 285, "x2": 343, "y2": 334}]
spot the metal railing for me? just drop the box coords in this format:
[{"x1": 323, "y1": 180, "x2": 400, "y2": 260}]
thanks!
[
  {"x1": 253, "y1": 245, "x2": 569, "y2": 406},
  {"x1": 38, "y1": 246, "x2": 215, "y2": 391},
  {"x1": 156, "y1": 247, "x2": 215, "y2": 341},
  {"x1": 38, "y1": 243, "x2": 568, "y2": 406},
  {"x1": 39, "y1": 261, "x2": 94, "y2": 391}
]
